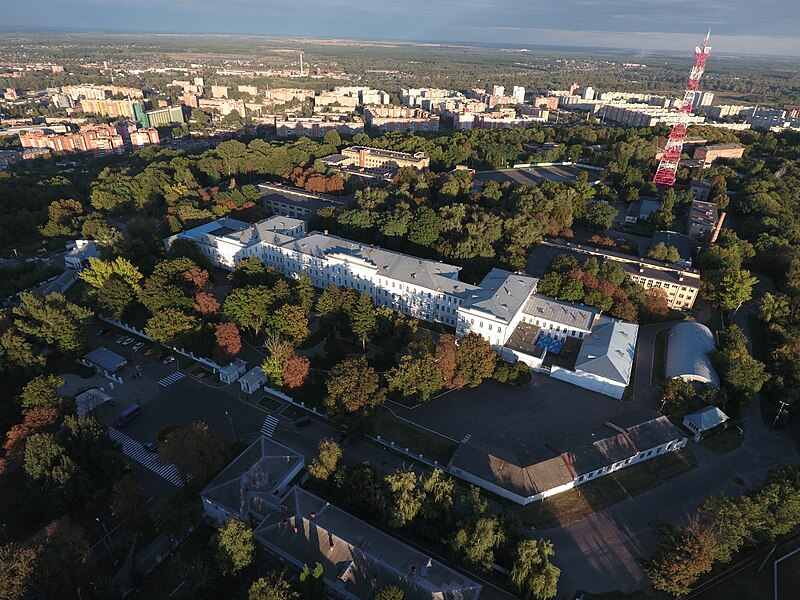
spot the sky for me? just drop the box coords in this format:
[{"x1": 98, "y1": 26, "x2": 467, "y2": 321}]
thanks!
[{"x1": 3, "y1": 0, "x2": 800, "y2": 56}]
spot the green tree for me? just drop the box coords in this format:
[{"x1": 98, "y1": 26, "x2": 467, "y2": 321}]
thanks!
[
  {"x1": 79, "y1": 256, "x2": 143, "y2": 291},
  {"x1": 299, "y1": 562, "x2": 324, "y2": 600},
  {"x1": 375, "y1": 587, "x2": 404, "y2": 600},
  {"x1": 307, "y1": 438, "x2": 342, "y2": 481},
  {"x1": 451, "y1": 516, "x2": 505, "y2": 570},
  {"x1": 13, "y1": 292, "x2": 92, "y2": 355},
  {"x1": 511, "y1": 539, "x2": 561, "y2": 600},
  {"x1": 0, "y1": 542, "x2": 38, "y2": 600},
  {"x1": 711, "y1": 325, "x2": 770, "y2": 404},
  {"x1": 456, "y1": 333, "x2": 496, "y2": 388},
  {"x1": 583, "y1": 201, "x2": 617, "y2": 231},
  {"x1": 267, "y1": 304, "x2": 310, "y2": 346},
  {"x1": 249, "y1": 573, "x2": 299, "y2": 600},
  {"x1": 294, "y1": 273, "x2": 315, "y2": 313},
  {"x1": 230, "y1": 256, "x2": 269, "y2": 287},
  {"x1": 408, "y1": 206, "x2": 442, "y2": 247},
  {"x1": 323, "y1": 129, "x2": 341, "y2": 148},
  {"x1": 385, "y1": 469, "x2": 425, "y2": 528},
  {"x1": 699, "y1": 493, "x2": 750, "y2": 563},
  {"x1": 224, "y1": 286, "x2": 273, "y2": 335},
  {"x1": 24, "y1": 433, "x2": 91, "y2": 510},
  {"x1": 138, "y1": 257, "x2": 197, "y2": 314},
  {"x1": 647, "y1": 242, "x2": 681, "y2": 264},
  {"x1": 660, "y1": 378, "x2": 696, "y2": 416},
  {"x1": 325, "y1": 356, "x2": 385, "y2": 427},
  {"x1": 350, "y1": 292, "x2": 377, "y2": 350},
  {"x1": 386, "y1": 355, "x2": 443, "y2": 403},
  {"x1": 144, "y1": 308, "x2": 198, "y2": 347},
  {"x1": 214, "y1": 518, "x2": 255, "y2": 575},
  {"x1": 645, "y1": 518, "x2": 718, "y2": 597},
  {"x1": 40, "y1": 199, "x2": 84, "y2": 238},
  {"x1": 716, "y1": 268, "x2": 758, "y2": 313},
  {"x1": 20, "y1": 374, "x2": 65, "y2": 412}
]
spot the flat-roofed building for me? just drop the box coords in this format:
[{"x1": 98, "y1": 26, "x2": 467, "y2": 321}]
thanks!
[
  {"x1": 688, "y1": 200, "x2": 719, "y2": 241},
  {"x1": 257, "y1": 183, "x2": 346, "y2": 220},
  {"x1": 693, "y1": 142, "x2": 745, "y2": 167},
  {"x1": 538, "y1": 239, "x2": 701, "y2": 310},
  {"x1": 146, "y1": 106, "x2": 185, "y2": 127},
  {"x1": 337, "y1": 145, "x2": 430, "y2": 171},
  {"x1": 364, "y1": 106, "x2": 439, "y2": 133},
  {"x1": 79, "y1": 98, "x2": 135, "y2": 118},
  {"x1": 275, "y1": 118, "x2": 364, "y2": 139}
]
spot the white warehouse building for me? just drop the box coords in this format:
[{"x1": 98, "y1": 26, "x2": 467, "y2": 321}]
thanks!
[{"x1": 167, "y1": 217, "x2": 638, "y2": 398}]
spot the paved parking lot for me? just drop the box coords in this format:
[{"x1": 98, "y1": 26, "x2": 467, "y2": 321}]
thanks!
[{"x1": 390, "y1": 375, "x2": 656, "y2": 465}]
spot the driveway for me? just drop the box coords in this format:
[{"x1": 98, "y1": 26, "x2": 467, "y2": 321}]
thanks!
[
  {"x1": 631, "y1": 321, "x2": 680, "y2": 409},
  {"x1": 545, "y1": 409, "x2": 800, "y2": 596}
]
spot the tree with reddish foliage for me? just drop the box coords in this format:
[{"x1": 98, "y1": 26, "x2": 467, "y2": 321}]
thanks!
[
  {"x1": 645, "y1": 288, "x2": 671, "y2": 319},
  {"x1": 1, "y1": 407, "x2": 60, "y2": 471},
  {"x1": 213, "y1": 322, "x2": 242, "y2": 365},
  {"x1": 610, "y1": 299, "x2": 639, "y2": 322},
  {"x1": 436, "y1": 334, "x2": 465, "y2": 389},
  {"x1": 183, "y1": 266, "x2": 212, "y2": 292},
  {"x1": 283, "y1": 353, "x2": 311, "y2": 389},
  {"x1": 32, "y1": 517, "x2": 91, "y2": 598},
  {"x1": 194, "y1": 291, "x2": 221, "y2": 316}
]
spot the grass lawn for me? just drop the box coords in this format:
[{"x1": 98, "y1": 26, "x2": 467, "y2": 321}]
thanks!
[
  {"x1": 652, "y1": 329, "x2": 668, "y2": 384},
  {"x1": 370, "y1": 408, "x2": 459, "y2": 465},
  {"x1": 256, "y1": 394, "x2": 284, "y2": 412},
  {"x1": 700, "y1": 428, "x2": 744, "y2": 454},
  {"x1": 512, "y1": 449, "x2": 697, "y2": 529}
]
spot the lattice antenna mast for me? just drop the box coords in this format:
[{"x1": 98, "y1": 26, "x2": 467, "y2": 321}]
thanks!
[{"x1": 653, "y1": 30, "x2": 712, "y2": 187}]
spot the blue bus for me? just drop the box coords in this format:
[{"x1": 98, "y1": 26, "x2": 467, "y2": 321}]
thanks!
[{"x1": 116, "y1": 403, "x2": 141, "y2": 426}]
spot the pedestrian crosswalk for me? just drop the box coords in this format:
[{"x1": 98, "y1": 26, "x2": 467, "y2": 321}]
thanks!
[
  {"x1": 261, "y1": 415, "x2": 279, "y2": 438},
  {"x1": 107, "y1": 427, "x2": 184, "y2": 486},
  {"x1": 158, "y1": 371, "x2": 185, "y2": 387}
]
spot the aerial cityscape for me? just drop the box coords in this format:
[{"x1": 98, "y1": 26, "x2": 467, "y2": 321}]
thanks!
[{"x1": 0, "y1": 5, "x2": 799, "y2": 600}]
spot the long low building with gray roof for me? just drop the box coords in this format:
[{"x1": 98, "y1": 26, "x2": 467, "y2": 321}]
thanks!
[{"x1": 666, "y1": 321, "x2": 719, "y2": 386}]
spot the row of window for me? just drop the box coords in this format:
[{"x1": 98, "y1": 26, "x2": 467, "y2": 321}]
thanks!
[{"x1": 576, "y1": 442, "x2": 675, "y2": 483}]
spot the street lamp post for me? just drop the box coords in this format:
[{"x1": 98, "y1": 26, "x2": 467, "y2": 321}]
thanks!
[
  {"x1": 773, "y1": 399, "x2": 789, "y2": 427},
  {"x1": 96, "y1": 517, "x2": 112, "y2": 550},
  {"x1": 225, "y1": 410, "x2": 236, "y2": 441}
]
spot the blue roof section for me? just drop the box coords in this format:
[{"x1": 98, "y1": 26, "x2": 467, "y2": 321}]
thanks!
[{"x1": 83, "y1": 347, "x2": 127, "y2": 373}]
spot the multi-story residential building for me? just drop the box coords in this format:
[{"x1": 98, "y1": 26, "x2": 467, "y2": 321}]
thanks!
[
  {"x1": 61, "y1": 84, "x2": 143, "y2": 101},
  {"x1": 702, "y1": 104, "x2": 755, "y2": 119},
  {"x1": 532, "y1": 96, "x2": 560, "y2": 110},
  {"x1": 20, "y1": 123, "x2": 159, "y2": 156},
  {"x1": 363, "y1": 106, "x2": 439, "y2": 132},
  {"x1": 540, "y1": 239, "x2": 701, "y2": 310},
  {"x1": 599, "y1": 104, "x2": 706, "y2": 127},
  {"x1": 264, "y1": 88, "x2": 314, "y2": 103},
  {"x1": 454, "y1": 111, "x2": 547, "y2": 130},
  {"x1": 146, "y1": 106, "x2": 185, "y2": 127},
  {"x1": 275, "y1": 118, "x2": 364, "y2": 139},
  {"x1": 211, "y1": 85, "x2": 228, "y2": 98},
  {"x1": 512, "y1": 86, "x2": 526, "y2": 103},
  {"x1": 400, "y1": 88, "x2": 465, "y2": 109},
  {"x1": 129, "y1": 128, "x2": 160, "y2": 147},
  {"x1": 693, "y1": 142, "x2": 745, "y2": 166},
  {"x1": 237, "y1": 85, "x2": 258, "y2": 96},
  {"x1": 79, "y1": 99, "x2": 136, "y2": 118}
]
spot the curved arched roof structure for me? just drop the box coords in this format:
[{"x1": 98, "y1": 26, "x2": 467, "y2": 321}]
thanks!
[{"x1": 665, "y1": 321, "x2": 719, "y2": 386}]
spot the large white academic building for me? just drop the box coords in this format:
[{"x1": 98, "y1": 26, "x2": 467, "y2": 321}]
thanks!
[{"x1": 166, "y1": 216, "x2": 639, "y2": 399}]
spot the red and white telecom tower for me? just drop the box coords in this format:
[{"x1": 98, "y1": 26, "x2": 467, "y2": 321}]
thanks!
[{"x1": 653, "y1": 31, "x2": 712, "y2": 187}]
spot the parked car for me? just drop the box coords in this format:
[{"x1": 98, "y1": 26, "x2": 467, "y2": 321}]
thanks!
[
  {"x1": 115, "y1": 336, "x2": 127, "y2": 344},
  {"x1": 162, "y1": 355, "x2": 175, "y2": 365},
  {"x1": 132, "y1": 342, "x2": 145, "y2": 352},
  {"x1": 121, "y1": 337, "x2": 134, "y2": 346},
  {"x1": 143, "y1": 347, "x2": 156, "y2": 356},
  {"x1": 142, "y1": 442, "x2": 158, "y2": 453},
  {"x1": 156, "y1": 353, "x2": 168, "y2": 362}
]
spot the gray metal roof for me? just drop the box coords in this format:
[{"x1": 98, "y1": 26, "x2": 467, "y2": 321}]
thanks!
[
  {"x1": 255, "y1": 486, "x2": 482, "y2": 600},
  {"x1": 257, "y1": 183, "x2": 345, "y2": 213},
  {"x1": 575, "y1": 318, "x2": 638, "y2": 385},
  {"x1": 83, "y1": 347, "x2": 127, "y2": 373},
  {"x1": 689, "y1": 200, "x2": 719, "y2": 229},
  {"x1": 281, "y1": 232, "x2": 475, "y2": 296},
  {"x1": 201, "y1": 437, "x2": 304, "y2": 520},
  {"x1": 460, "y1": 268, "x2": 539, "y2": 323},
  {"x1": 522, "y1": 293, "x2": 598, "y2": 331},
  {"x1": 665, "y1": 321, "x2": 719, "y2": 386},
  {"x1": 683, "y1": 406, "x2": 729, "y2": 432}
]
